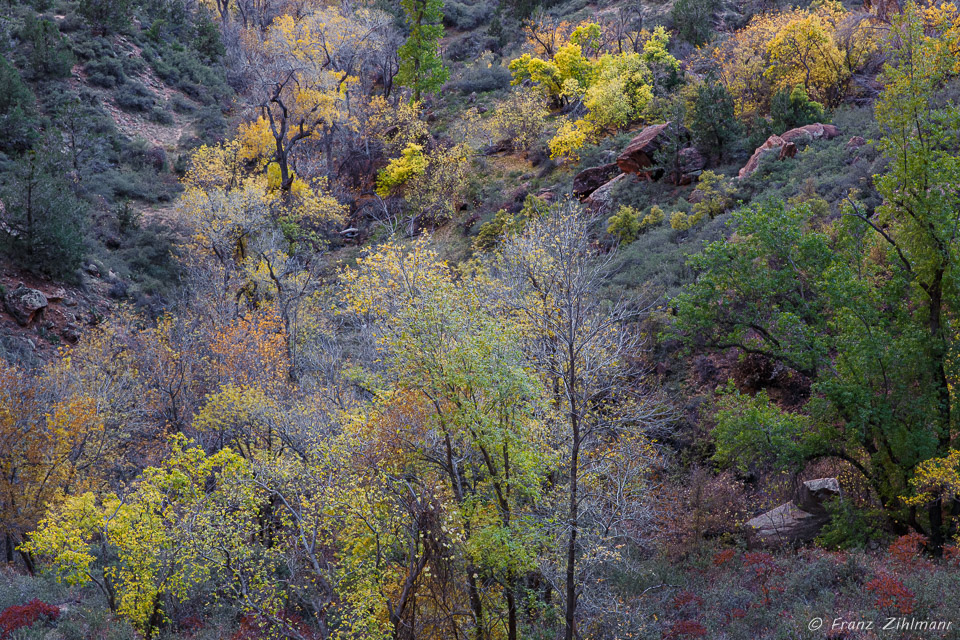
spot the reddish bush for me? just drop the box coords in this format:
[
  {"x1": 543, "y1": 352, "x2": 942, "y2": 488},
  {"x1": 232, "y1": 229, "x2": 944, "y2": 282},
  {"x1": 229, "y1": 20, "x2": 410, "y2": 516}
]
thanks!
[
  {"x1": 665, "y1": 619, "x2": 708, "y2": 639},
  {"x1": 866, "y1": 572, "x2": 915, "y2": 615},
  {"x1": 231, "y1": 612, "x2": 318, "y2": 640},
  {"x1": 743, "y1": 552, "x2": 785, "y2": 605},
  {"x1": 944, "y1": 544, "x2": 960, "y2": 566},
  {"x1": 672, "y1": 590, "x2": 704, "y2": 611},
  {"x1": 0, "y1": 600, "x2": 60, "y2": 639},
  {"x1": 889, "y1": 533, "x2": 927, "y2": 567},
  {"x1": 712, "y1": 548, "x2": 736, "y2": 567}
]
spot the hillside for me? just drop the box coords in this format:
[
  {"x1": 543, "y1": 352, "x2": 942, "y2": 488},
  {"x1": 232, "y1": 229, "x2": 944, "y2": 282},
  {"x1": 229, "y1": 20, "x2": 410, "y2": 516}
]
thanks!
[{"x1": 2, "y1": 0, "x2": 960, "y2": 639}]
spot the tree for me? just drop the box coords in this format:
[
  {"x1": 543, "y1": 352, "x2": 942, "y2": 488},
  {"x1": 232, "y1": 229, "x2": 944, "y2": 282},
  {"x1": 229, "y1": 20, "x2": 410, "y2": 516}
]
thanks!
[
  {"x1": 495, "y1": 204, "x2": 668, "y2": 640},
  {"x1": 672, "y1": 0, "x2": 717, "y2": 46},
  {"x1": 770, "y1": 85, "x2": 826, "y2": 133},
  {"x1": 690, "y1": 74, "x2": 740, "y2": 162},
  {"x1": 675, "y1": 9, "x2": 960, "y2": 550},
  {"x1": 0, "y1": 145, "x2": 87, "y2": 278},
  {"x1": 397, "y1": 0, "x2": 449, "y2": 101},
  {"x1": 0, "y1": 57, "x2": 37, "y2": 154},
  {"x1": 78, "y1": 0, "x2": 133, "y2": 34},
  {"x1": 24, "y1": 15, "x2": 74, "y2": 79}
]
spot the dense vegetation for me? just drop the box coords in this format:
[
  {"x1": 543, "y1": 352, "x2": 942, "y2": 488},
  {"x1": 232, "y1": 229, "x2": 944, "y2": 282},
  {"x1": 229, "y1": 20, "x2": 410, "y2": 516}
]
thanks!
[{"x1": 2, "y1": 0, "x2": 960, "y2": 639}]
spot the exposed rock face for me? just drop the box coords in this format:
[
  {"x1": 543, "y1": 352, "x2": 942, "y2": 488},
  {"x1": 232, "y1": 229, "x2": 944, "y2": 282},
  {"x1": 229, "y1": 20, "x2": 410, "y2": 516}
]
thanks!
[
  {"x1": 617, "y1": 122, "x2": 690, "y2": 176},
  {"x1": 746, "y1": 478, "x2": 841, "y2": 546},
  {"x1": 584, "y1": 173, "x2": 630, "y2": 211},
  {"x1": 671, "y1": 147, "x2": 706, "y2": 186},
  {"x1": 846, "y1": 136, "x2": 866, "y2": 150},
  {"x1": 3, "y1": 284, "x2": 48, "y2": 327},
  {"x1": 779, "y1": 123, "x2": 841, "y2": 145},
  {"x1": 738, "y1": 124, "x2": 842, "y2": 179},
  {"x1": 573, "y1": 163, "x2": 621, "y2": 199}
]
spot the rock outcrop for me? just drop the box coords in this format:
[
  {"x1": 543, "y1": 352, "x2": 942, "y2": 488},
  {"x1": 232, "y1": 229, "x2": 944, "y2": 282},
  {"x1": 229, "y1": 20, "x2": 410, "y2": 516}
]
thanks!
[
  {"x1": 3, "y1": 284, "x2": 48, "y2": 327},
  {"x1": 584, "y1": 173, "x2": 629, "y2": 211},
  {"x1": 670, "y1": 147, "x2": 706, "y2": 186},
  {"x1": 746, "y1": 477, "x2": 841, "y2": 546},
  {"x1": 738, "y1": 124, "x2": 842, "y2": 179},
  {"x1": 617, "y1": 122, "x2": 690, "y2": 177},
  {"x1": 573, "y1": 163, "x2": 620, "y2": 199}
]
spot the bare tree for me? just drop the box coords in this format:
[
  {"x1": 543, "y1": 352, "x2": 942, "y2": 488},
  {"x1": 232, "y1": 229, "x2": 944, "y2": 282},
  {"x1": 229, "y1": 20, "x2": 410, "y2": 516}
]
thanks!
[{"x1": 495, "y1": 202, "x2": 671, "y2": 640}]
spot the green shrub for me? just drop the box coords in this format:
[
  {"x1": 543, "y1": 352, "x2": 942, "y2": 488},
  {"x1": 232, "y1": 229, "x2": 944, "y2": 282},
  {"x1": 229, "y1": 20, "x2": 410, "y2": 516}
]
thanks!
[
  {"x1": 84, "y1": 57, "x2": 126, "y2": 87},
  {"x1": 0, "y1": 57, "x2": 38, "y2": 154},
  {"x1": 24, "y1": 15, "x2": 75, "y2": 79},
  {"x1": 115, "y1": 81, "x2": 155, "y2": 112},
  {"x1": 771, "y1": 85, "x2": 825, "y2": 133},
  {"x1": 607, "y1": 205, "x2": 641, "y2": 244},
  {"x1": 0, "y1": 147, "x2": 88, "y2": 279}
]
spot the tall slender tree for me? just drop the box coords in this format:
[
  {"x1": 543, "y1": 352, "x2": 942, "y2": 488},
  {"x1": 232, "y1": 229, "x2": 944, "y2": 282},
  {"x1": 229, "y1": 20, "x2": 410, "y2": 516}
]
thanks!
[{"x1": 397, "y1": 0, "x2": 449, "y2": 101}]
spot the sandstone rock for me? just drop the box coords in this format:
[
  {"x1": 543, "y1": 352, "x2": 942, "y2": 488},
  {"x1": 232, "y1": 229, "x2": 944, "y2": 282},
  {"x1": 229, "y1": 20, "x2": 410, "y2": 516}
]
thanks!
[
  {"x1": 617, "y1": 122, "x2": 689, "y2": 177},
  {"x1": 671, "y1": 147, "x2": 706, "y2": 186},
  {"x1": 746, "y1": 477, "x2": 841, "y2": 546},
  {"x1": 739, "y1": 124, "x2": 842, "y2": 179},
  {"x1": 778, "y1": 123, "x2": 841, "y2": 145},
  {"x1": 738, "y1": 135, "x2": 787, "y2": 179},
  {"x1": 62, "y1": 323, "x2": 80, "y2": 344},
  {"x1": 846, "y1": 136, "x2": 866, "y2": 150},
  {"x1": 3, "y1": 284, "x2": 48, "y2": 327},
  {"x1": 584, "y1": 173, "x2": 629, "y2": 211},
  {"x1": 573, "y1": 163, "x2": 621, "y2": 199}
]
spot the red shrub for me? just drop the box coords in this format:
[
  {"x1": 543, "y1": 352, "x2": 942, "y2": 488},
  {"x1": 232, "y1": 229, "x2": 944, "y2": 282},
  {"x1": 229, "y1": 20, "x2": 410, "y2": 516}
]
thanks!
[
  {"x1": 672, "y1": 590, "x2": 704, "y2": 611},
  {"x1": 665, "y1": 619, "x2": 708, "y2": 639},
  {"x1": 231, "y1": 612, "x2": 318, "y2": 640},
  {"x1": 0, "y1": 600, "x2": 60, "y2": 639},
  {"x1": 944, "y1": 544, "x2": 960, "y2": 566},
  {"x1": 712, "y1": 548, "x2": 736, "y2": 567},
  {"x1": 866, "y1": 572, "x2": 915, "y2": 615},
  {"x1": 889, "y1": 533, "x2": 927, "y2": 567},
  {"x1": 743, "y1": 551, "x2": 785, "y2": 605}
]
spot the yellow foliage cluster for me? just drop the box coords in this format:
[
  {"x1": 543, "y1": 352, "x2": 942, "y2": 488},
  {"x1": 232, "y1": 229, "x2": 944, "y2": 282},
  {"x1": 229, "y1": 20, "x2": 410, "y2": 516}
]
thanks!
[{"x1": 712, "y1": 1, "x2": 878, "y2": 117}]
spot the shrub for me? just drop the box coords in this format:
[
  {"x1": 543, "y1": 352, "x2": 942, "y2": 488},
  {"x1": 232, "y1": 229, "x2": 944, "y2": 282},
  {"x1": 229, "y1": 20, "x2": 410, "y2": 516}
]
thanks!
[
  {"x1": 607, "y1": 205, "x2": 641, "y2": 244},
  {"x1": 0, "y1": 599, "x2": 60, "y2": 639},
  {"x1": 672, "y1": 0, "x2": 717, "y2": 46},
  {"x1": 0, "y1": 57, "x2": 37, "y2": 154},
  {"x1": 149, "y1": 106, "x2": 174, "y2": 125},
  {"x1": 115, "y1": 81, "x2": 155, "y2": 112},
  {"x1": 444, "y1": 0, "x2": 494, "y2": 30},
  {"x1": 24, "y1": 15, "x2": 75, "y2": 79},
  {"x1": 78, "y1": 0, "x2": 132, "y2": 34},
  {"x1": 771, "y1": 85, "x2": 825, "y2": 133},
  {"x1": 866, "y1": 572, "x2": 915, "y2": 615},
  {"x1": 454, "y1": 56, "x2": 512, "y2": 94}
]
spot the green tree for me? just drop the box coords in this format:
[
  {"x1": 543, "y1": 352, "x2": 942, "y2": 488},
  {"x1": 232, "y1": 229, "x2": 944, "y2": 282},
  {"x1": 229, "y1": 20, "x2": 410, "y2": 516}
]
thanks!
[
  {"x1": 691, "y1": 74, "x2": 740, "y2": 162},
  {"x1": 78, "y1": 0, "x2": 132, "y2": 34},
  {"x1": 0, "y1": 57, "x2": 37, "y2": 154},
  {"x1": 770, "y1": 85, "x2": 825, "y2": 133},
  {"x1": 0, "y1": 145, "x2": 88, "y2": 278},
  {"x1": 675, "y1": 8, "x2": 960, "y2": 552},
  {"x1": 672, "y1": 0, "x2": 717, "y2": 46},
  {"x1": 397, "y1": 0, "x2": 449, "y2": 101},
  {"x1": 24, "y1": 15, "x2": 74, "y2": 79}
]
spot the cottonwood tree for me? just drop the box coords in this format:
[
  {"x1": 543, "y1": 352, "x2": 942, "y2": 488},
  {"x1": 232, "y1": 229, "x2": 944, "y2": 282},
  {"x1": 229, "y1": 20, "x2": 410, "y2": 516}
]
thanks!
[
  {"x1": 397, "y1": 0, "x2": 449, "y2": 101},
  {"x1": 495, "y1": 203, "x2": 669, "y2": 640}
]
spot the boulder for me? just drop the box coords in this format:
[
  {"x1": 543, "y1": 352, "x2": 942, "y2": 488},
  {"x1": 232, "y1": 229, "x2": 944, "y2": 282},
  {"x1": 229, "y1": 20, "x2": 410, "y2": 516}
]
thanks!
[
  {"x1": 584, "y1": 173, "x2": 630, "y2": 211},
  {"x1": 617, "y1": 122, "x2": 689, "y2": 177},
  {"x1": 738, "y1": 135, "x2": 787, "y2": 179},
  {"x1": 670, "y1": 147, "x2": 707, "y2": 186},
  {"x1": 738, "y1": 124, "x2": 842, "y2": 179},
  {"x1": 3, "y1": 284, "x2": 48, "y2": 327},
  {"x1": 846, "y1": 136, "x2": 866, "y2": 150},
  {"x1": 746, "y1": 477, "x2": 841, "y2": 546},
  {"x1": 573, "y1": 163, "x2": 621, "y2": 199},
  {"x1": 779, "y1": 123, "x2": 841, "y2": 145}
]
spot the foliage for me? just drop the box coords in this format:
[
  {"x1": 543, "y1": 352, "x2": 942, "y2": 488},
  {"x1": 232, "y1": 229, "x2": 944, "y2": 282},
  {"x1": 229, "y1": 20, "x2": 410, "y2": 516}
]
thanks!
[
  {"x1": 690, "y1": 75, "x2": 740, "y2": 162},
  {"x1": 397, "y1": 0, "x2": 449, "y2": 101},
  {"x1": 672, "y1": 0, "x2": 717, "y2": 46},
  {"x1": 607, "y1": 205, "x2": 641, "y2": 243},
  {"x1": 78, "y1": 0, "x2": 132, "y2": 34},
  {"x1": 770, "y1": 85, "x2": 825, "y2": 133},
  {"x1": 0, "y1": 600, "x2": 60, "y2": 639},
  {"x1": 0, "y1": 145, "x2": 88, "y2": 278},
  {"x1": 483, "y1": 87, "x2": 549, "y2": 152}
]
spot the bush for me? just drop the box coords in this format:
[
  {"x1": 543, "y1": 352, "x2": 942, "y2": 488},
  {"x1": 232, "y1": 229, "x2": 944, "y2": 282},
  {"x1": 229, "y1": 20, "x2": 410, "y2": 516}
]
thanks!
[
  {"x1": 672, "y1": 0, "x2": 717, "y2": 46},
  {"x1": 114, "y1": 81, "x2": 155, "y2": 112},
  {"x1": 771, "y1": 86, "x2": 825, "y2": 133},
  {"x1": 149, "y1": 106, "x2": 174, "y2": 125},
  {"x1": 444, "y1": 0, "x2": 494, "y2": 30},
  {"x1": 84, "y1": 57, "x2": 126, "y2": 87},
  {"x1": 454, "y1": 56, "x2": 511, "y2": 94},
  {"x1": 607, "y1": 205, "x2": 641, "y2": 244},
  {"x1": 0, "y1": 599, "x2": 60, "y2": 638},
  {"x1": 24, "y1": 15, "x2": 75, "y2": 79}
]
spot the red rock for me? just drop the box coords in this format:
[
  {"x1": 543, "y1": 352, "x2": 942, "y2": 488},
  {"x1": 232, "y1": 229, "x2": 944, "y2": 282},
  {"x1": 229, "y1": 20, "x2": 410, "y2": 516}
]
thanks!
[
  {"x1": 572, "y1": 163, "x2": 620, "y2": 199},
  {"x1": 616, "y1": 122, "x2": 689, "y2": 176},
  {"x1": 738, "y1": 123, "x2": 841, "y2": 179}
]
